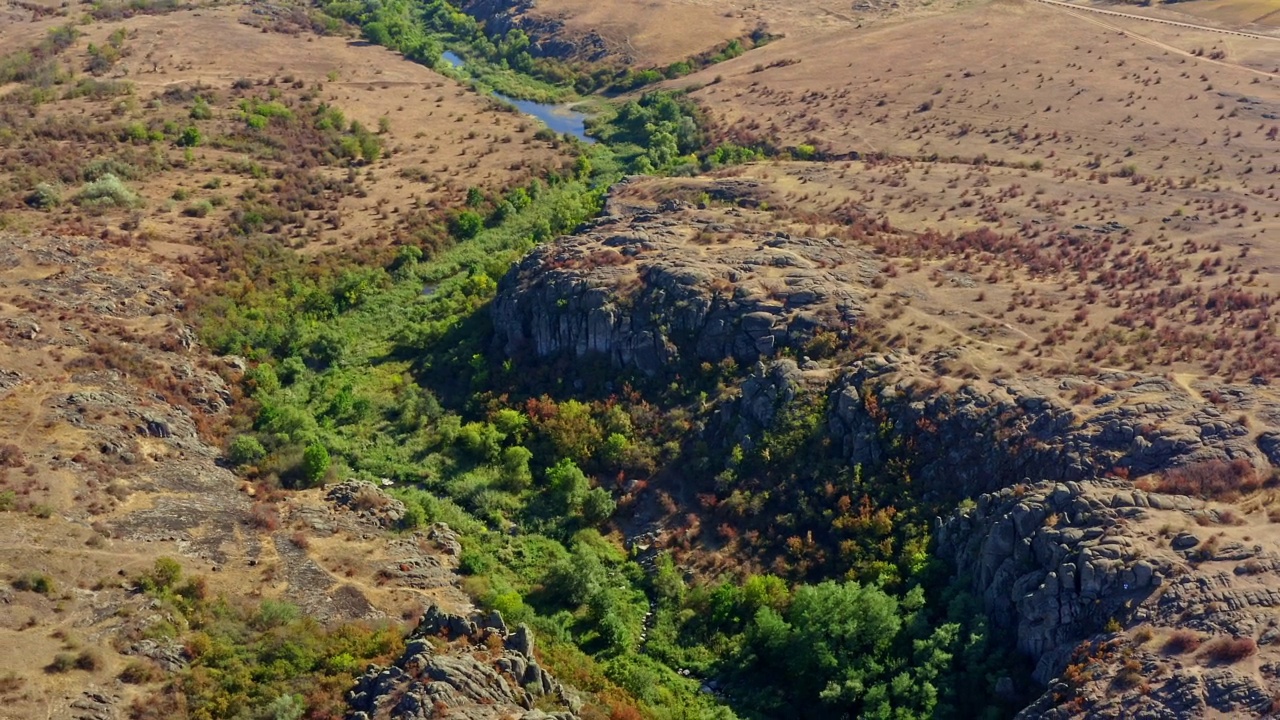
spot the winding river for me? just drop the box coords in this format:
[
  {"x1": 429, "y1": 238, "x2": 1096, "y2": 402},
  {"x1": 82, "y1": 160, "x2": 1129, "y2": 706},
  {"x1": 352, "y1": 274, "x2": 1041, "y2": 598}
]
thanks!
[{"x1": 441, "y1": 52, "x2": 594, "y2": 143}]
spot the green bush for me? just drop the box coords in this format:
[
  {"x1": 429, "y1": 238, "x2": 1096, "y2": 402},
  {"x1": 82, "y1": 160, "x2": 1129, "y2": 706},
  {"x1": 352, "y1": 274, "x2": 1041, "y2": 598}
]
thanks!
[
  {"x1": 13, "y1": 572, "x2": 55, "y2": 594},
  {"x1": 449, "y1": 210, "x2": 483, "y2": 239},
  {"x1": 227, "y1": 435, "x2": 267, "y2": 466},
  {"x1": 0, "y1": 490, "x2": 15, "y2": 511},
  {"x1": 190, "y1": 97, "x2": 213, "y2": 120},
  {"x1": 73, "y1": 173, "x2": 141, "y2": 209},
  {"x1": 25, "y1": 183, "x2": 60, "y2": 210},
  {"x1": 46, "y1": 653, "x2": 76, "y2": 673},
  {"x1": 183, "y1": 200, "x2": 213, "y2": 218},
  {"x1": 176, "y1": 125, "x2": 201, "y2": 147}
]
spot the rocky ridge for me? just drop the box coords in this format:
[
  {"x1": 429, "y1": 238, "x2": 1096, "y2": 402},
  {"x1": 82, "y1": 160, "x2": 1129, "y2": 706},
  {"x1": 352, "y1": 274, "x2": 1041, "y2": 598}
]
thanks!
[
  {"x1": 348, "y1": 605, "x2": 580, "y2": 720},
  {"x1": 490, "y1": 180, "x2": 1280, "y2": 717}
]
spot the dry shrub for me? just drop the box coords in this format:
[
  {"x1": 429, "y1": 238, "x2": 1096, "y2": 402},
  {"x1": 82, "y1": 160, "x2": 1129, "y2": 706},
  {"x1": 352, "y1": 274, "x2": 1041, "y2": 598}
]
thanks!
[
  {"x1": 0, "y1": 671, "x2": 24, "y2": 693},
  {"x1": 1112, "y1": 659, "x2": 1143, "y2": 690},
  {"x1": 1071, "y1": 383, "x2": 1101, "y2": 403},
  {"x1": 0, "y1": 444, "x2": 25, "y2": 468},
  {"x1": 1163, "y1": 629, "x2": 1201, "y2": 654},
  {"x1": 118, "y1": 659, "x2": 162, "y2": 684},
  {"x1": 1200, "y1": 636, "x2": 1256, "y2": 664},
  {"x1": 352, "y1": 486, "x2": 390, "y2": 512},
  {"x1": 1152, "y1": 459, "x2": 1262, "y2": 501},
  {"x1": 74, "y1": 648, "x2": 103, "y2": 671},
  {"x1": 1239, "y1": 558, "x2": 1267, "y2": 575},
  {"x1": 249, "y1": 502, "x2": 280, "y2": 531}
]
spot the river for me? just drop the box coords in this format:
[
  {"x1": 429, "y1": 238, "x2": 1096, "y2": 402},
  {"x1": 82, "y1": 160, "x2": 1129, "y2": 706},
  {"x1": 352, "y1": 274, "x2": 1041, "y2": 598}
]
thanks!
[{"x1": 440, "y1": 52, "x2": 594, "y2": 143}]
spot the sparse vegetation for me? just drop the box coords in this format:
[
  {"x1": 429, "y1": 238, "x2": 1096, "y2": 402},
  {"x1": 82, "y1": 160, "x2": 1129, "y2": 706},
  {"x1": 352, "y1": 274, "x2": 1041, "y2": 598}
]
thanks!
[{"x1": 12, "y1": 572, "x2": 55, "y2": 594}]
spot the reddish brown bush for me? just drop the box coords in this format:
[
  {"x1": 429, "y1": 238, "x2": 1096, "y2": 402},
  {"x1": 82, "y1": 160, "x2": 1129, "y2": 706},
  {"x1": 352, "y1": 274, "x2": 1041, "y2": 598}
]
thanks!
[
  {"x1": 1152, "y1": 459, "x2": 1262, "y2": 501},
  {"x1": 0, "y1": 444, "x2": 24, "y2": 468},
  {"x1": 249, "y1": 502, "x2": 280, "y2": 531},
  {"x1": 1200, "y1": 636, "x2": 1256, "y2": 664},
  {"x1": 1163, "y1": 629, "x2": 1201, "y2": 654}
]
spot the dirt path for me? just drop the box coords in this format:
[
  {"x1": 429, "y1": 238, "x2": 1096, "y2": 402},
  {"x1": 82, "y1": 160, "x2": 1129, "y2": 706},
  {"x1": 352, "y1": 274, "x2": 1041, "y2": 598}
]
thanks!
[
  {"x1": 1043, "y1": 1, "x2": 1280, "y2": 79},
  {"x1": 1031, "y1": 0, "x2": 1280, "y2": 41}
]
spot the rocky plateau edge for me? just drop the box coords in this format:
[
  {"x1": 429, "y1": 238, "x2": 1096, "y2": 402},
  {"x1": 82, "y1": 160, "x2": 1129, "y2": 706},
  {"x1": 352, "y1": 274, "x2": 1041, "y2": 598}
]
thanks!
[{"x1": 490, "y1": 182, "x2": 1280, "y2": 718}]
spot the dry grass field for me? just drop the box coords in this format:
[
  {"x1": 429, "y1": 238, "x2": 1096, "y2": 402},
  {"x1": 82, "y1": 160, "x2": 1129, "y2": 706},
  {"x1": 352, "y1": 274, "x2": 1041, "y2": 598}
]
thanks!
[
  {"x1": 1105, "y1": 0, "x2": 1280, "y2": 30},
  {"x1": 607, "y1": 0, "x2": 1280, "y2": 389},
  {"x1": 508, "y1": 0, "x2": 756, "y2": 65},
  {"x1": 1, "y1": 4, "x2": 573, "y2": 251}
]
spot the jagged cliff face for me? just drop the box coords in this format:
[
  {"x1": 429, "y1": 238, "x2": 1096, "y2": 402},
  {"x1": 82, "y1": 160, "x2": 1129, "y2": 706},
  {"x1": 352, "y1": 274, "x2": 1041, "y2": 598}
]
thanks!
[
  {"x1": 491, "y1": 177, "x2": 1280, "y2": 718},
  {"x1": 349, "y1": 606, "x2": 580, "y2": 720}
]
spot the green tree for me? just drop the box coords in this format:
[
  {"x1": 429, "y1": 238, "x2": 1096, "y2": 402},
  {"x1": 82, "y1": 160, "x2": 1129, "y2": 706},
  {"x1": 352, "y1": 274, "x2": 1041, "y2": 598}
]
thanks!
[
  {"x1": 739, "y1": 581, "x2": 948, "y2": 719},
  {"x1": 302, "y1": 443, "x2": 331, "y2": 485},
  {"x1": 651, "y1": 553, "x2": 685, "y2": 606},
  {"x1": 546, "y1": 458, "x2": 589, "y2": 515},
  {"x1": 177, "y1": 126, "x2": 202, "y2": 147},
  {"x1": 499, "y1": 445, "x2": 533, "y2": 491},
  {"x1": 449, "y1": 210, "x2": 483, "y2": 239},
  {"x1": 581, "y1": 487, "x2": 616, "y2": 526},
  {"x1": 227, "y1": 435, "x2": 266, "y2": 466},
  {"x1": 542, "y1": 399, "x2": 601, "y2": 464}
]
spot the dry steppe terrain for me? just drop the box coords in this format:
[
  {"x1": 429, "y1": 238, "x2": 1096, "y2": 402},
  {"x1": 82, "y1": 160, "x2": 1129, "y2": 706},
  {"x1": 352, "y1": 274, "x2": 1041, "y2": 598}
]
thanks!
[
  {"x1": 2, "y1": 0, "x2": 1280, "y2": 716},
  {"x1": 0, "y1": 3, "x2": 580, "y2": 716}
]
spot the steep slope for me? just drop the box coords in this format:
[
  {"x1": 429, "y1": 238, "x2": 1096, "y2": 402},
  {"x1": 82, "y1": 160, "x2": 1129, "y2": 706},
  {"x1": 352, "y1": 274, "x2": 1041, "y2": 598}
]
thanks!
[{"x1": 491, "y1": 175, "x2": 1280, "y2": 717}]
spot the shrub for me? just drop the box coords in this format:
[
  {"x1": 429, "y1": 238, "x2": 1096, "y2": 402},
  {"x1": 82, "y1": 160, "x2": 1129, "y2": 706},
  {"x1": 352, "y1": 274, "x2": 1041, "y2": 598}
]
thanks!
[
  {"x1": 249, "y1": 502, "x2": 280, "y2": 531},
  {"x1": 227, "y1": 435, "x2": 266, "y2": 466},
  {"x1": 252, "y1": 599, "x2": 299, "y2": 630},
  {"x1": 12, "y1": 572, "x2": 55, "y2": 594},
  {"x1": 0, "y1": 491, "x2": 15, "y2": 511},
  {"x1": 1163, "y1": 629, "x2": 1201, "y2": 654},
  {"x1": 1112, "y1": 659, "x2": 1143, "y2": 690},
  {"x1": 1151, "y1": 459, "x2": 1262, "y2": 501},
  {"x1": 119, "y1": 659, "x2": 161, "y2": 684},
  {"x1": 182, "y1": 200, "x2": 213, "y2": 218},
  {"x1": 0, "y1": 443, "x2": 25, "y2": 467},
  {"x1": 189, "y1": 97, "x2": 213, "y2": 120},
  {"x1": 25, "y1": 183, "x2": 61, "y2": 209},
  {"x1": 0, "y1": 671, "x2": 24, "y2": 693},
  {"x1": 74, "y1": 649, "x2": 103, "y2": 671},
  {"x1": 176, "y1": 126, "x2": 201, "y2": 147},
  {"x1": 1200, "y1": 636, "x2": 1256, "y2": 663},
  {"x1": 73, "y1": 173, "x2": 141, "y2": 209},
  {"x1": 46, "y1": 653, "x2": 76, "y2": 673},
  {"x1": 149, "y1": 557, "x2": 182, "y2": 591}
]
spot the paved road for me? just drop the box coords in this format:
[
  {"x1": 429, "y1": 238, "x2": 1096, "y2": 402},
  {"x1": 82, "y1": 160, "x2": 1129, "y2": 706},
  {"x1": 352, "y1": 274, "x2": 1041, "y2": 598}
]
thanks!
[{"x1": 1032, "y1": 0, "x2": 1280, "y2": 42}]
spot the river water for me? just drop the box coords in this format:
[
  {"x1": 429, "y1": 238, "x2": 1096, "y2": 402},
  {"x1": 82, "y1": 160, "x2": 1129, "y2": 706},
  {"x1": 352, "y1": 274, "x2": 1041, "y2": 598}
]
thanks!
[{"x1": 440, "y1": 52, "x2": 594, "y2": 143}]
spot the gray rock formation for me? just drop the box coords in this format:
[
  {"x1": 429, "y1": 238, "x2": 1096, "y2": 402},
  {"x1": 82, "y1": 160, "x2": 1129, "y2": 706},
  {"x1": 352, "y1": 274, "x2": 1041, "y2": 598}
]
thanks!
[
  {"x1": 348, "y1": 606, "x2": 578, "y2": 720},
  {"x1": 326, "y1": 480, "x2": 407, "y2": 529}
]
